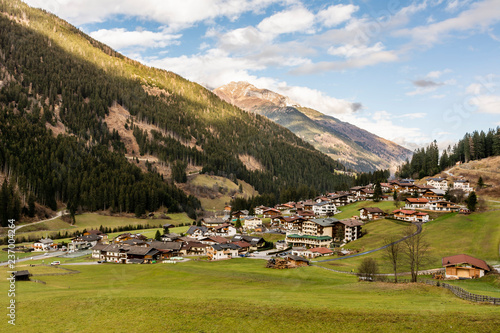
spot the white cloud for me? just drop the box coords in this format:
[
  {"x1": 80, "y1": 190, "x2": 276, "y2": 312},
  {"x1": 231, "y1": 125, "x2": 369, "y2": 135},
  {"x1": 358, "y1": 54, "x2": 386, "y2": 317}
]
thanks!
[
  {"x1": 395, "y1": 0, "x2": 500, "y2": 47},
  {"x1": 24, "y1": 0, "x2": 280, "y2": 30},
  {"x1": 397, "y1": 113, "x2": 427, "y2": 119},
  {"x1": 328, "y1": 42, "x2": 385, "y2": 59},
  {"x1": 316, "y1": 4, "x2": 359, "y2": 28},
  {"x1": 292, "y1": 50, "x2": 398, "y2": 74},
  {"x1": 257, "y1": 6, "x2": 315, "y2": 35},
  {"x1": 426, "y1": 69, "x2": 452, "y2": 79},
  {"x1": 340, "y1": 111, "x2": 430, "y2": 148},
  {"x1": 89, "y1": 28, "x2": 181, "y2": 49},
  {"x1": 470, "y1": 95, "x2": 500, "y2": 114},
  {"x1": 275, "y1": 85, "x2": 359, "y2": 115},
  {"x1": 446, "y1": 0, "x2": 472, "y2": 12}
]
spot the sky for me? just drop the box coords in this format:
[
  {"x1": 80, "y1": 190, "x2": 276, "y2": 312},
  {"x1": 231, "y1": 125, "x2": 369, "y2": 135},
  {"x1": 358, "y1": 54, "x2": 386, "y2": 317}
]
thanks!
[{"x1": 24, "y1": 0, "x2": 500, "y2": 151}]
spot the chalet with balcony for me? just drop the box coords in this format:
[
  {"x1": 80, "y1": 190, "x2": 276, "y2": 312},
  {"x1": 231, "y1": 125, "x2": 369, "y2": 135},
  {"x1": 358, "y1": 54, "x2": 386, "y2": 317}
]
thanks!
[
  {"x1": 243, "y1": 216, "x2": 263, "y2": 230},
  {"x1": 231, "y1": 235, "x2": 266, "y2": 251},
  {"x1": 426, "y1": 177, "x2": 449, "y2": 190},
  {"x1": 393, "y1": 209, "x2": 429, "y2": 223},
  {"x1": 453, "y1": 179, "x2": 474, "y2": 192},
  {"x1": 405, "y1": 198, "x2": 429, "y2": 209},
  {"x1": 335, "y1": 219, "x2": 363, "y2": 242},
  {"x1": 422, "y1": 189, "x2": 446, "y2": 201},
  {"x1": 207, "y1": 243, "x2": 241, "y2": 260},
  {"x1": 32, "y1": 238, "x2": 57, "y2": 252},
  {"x1": 313, "y1": 201, "x2": 338, "y2": 216},
  {"x1": 427, "y1": 200, "x2": 460, "y2": 212},
  {"x1": 358, "y1": 207, "x2": 385, "y2": 221}
]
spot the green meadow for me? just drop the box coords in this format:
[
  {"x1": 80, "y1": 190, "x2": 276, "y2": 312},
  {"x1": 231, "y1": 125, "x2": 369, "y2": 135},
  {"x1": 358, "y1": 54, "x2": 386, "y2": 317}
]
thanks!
[
  {"x1": 11, "y1": 212, "x2": 193, "y2": 242},
  {"x1": 1, "y1": 259, "x2": 499, "y2": 332}
]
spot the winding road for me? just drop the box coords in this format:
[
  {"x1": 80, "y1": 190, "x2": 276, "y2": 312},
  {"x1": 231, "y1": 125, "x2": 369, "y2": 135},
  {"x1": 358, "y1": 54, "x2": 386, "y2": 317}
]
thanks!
[{"x1": 315, "y1": 222, "x2": 423, "y2": 262}]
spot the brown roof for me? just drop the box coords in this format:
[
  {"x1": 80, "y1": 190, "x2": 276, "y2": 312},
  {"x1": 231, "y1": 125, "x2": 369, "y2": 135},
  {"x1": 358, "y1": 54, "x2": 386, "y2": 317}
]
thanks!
[
  {"x1": 308, "y1": 247, "x2": 333, "y2": 254},
  {"x1": 393, "y1": 209, "x2": 417, "y2": 215},
  {"x1": 232, "y1": 240, "x2": 251, "y2": 248},
  {"x1": 359, "y1": 207, "x2": 384, "y2": 213},
  {"x1": 339, "y1": 219, "x2": 363, "y2": 227},
  {"x1": 406, "y1": 198, "x2": 429, "y2": 203},
  {"x1": 201, "y1": 235, "x2": 229, "y2": 244},
  {"x1": 442, "y1": 254, "x2": 490, "y2": 271}
]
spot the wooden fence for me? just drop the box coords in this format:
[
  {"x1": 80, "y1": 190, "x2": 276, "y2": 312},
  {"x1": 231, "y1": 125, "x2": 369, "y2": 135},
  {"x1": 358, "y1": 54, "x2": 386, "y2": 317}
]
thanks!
[{"x1": 422, "y1": 279, "x2": 500, "y2": 305}]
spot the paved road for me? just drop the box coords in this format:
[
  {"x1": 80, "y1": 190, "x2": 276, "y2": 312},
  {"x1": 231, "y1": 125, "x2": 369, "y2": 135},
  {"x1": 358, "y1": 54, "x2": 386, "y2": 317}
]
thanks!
[
  {"x1": 61, "y1": 262, "x2": 100, "y2": 266},
  {"x1": 15, "y1": 210, "x2": 67, "y2": 231},
  {"x1": 0, "y1": 251, "x2": 65, "y2": 265},
  {"x1": 315, "y1": 223, "x2": 423, "y2": 262}
]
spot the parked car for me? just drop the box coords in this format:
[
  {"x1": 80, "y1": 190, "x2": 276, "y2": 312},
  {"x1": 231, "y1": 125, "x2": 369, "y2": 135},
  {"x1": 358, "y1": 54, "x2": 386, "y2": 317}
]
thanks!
[{"x1": 50, "y1": 261, "x2": 60, "y2": 265}]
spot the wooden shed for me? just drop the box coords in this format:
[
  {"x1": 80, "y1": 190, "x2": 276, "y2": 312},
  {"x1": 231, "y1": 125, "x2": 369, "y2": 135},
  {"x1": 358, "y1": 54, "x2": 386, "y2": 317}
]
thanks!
[{"x1": 442, "y1": 254, "x2": 490, "y2": 279}]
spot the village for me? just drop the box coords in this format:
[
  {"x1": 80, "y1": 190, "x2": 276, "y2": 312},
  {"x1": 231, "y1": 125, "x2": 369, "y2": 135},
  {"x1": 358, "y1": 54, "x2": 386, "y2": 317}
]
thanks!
[{"x1": 22, "y1": 175, "x2": 488, "y2": 280}]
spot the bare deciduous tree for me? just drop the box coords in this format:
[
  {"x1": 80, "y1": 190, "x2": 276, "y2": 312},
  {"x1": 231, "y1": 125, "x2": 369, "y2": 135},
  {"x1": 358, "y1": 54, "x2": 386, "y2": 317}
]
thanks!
[
  {"x1": 382, "y1": 236, "x2": 402, "y2": 283},
  {"x1": 402, "y1": 225, "x2": 429, "y2": 283}
]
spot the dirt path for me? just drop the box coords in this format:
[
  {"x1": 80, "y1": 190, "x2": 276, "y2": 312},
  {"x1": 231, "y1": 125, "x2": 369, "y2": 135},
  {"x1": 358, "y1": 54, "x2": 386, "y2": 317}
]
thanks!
[{"x1": 15, "y1": 210, "x2": 67, "y2": 232}]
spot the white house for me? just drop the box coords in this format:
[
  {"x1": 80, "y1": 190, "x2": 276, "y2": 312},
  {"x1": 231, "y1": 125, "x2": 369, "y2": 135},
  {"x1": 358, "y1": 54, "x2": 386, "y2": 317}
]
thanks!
[
  {"x1": 337, "y1": 219, "x2": 363, "y2": 242},
  {"x1": 207, "y1": 243, "x2": 240, "y2": 260},
  {"x1": 426, "y1": 177, "x2": 449, "y2": 191},
  {"x1": 243, "y1": 216, "x2": 263, "y2": 230},
  {"x1": 453, "y1": 179, "x2": 474, "y2": 192},
  {"x1": 404, "y1": 198, "x2": 429, "y2": 209},
  {"x1": 32, "y1": 238, "x2": 56, "y2": 252},
  {"x1": 313, "y1": 201, "x2": 338, "y2": 216},
  {"x1": 426, "y1": 200, "x2": 461, "y2": 212}
]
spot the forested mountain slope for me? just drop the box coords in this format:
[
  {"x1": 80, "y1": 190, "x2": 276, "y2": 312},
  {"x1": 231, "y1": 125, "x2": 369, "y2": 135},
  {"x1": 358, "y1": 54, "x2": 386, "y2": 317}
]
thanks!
[{"x1": 0, "y1": 0, "x2": 354, "y2": 224}]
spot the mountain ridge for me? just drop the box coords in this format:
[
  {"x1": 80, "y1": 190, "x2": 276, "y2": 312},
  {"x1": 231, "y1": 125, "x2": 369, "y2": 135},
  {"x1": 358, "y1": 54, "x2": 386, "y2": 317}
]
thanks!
[{"x1": 214, "y1": 81, "x2": 413, "y2": 172}]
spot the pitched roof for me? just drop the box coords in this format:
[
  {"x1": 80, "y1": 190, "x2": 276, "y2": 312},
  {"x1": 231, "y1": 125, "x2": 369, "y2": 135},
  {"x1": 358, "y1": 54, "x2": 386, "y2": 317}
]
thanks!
[
  {"x1": 202, "y1": 218, "x2": 226, "y2": 224},
  {"x1": 308, "y1": 247, "x2": 333, "y2": 254},
  {"x1": 126, "y1": 246, "x2": 159, "y2": 256},
  {"x1": 286, "y1": 234, "x2": 332, "y2": 241},
  {"x1": 149, "y1": 241, "x2": 182, "y2": 251},
  {"x1": 232, "y1": 240, "x2": 251, "y2": 248},
  {"x1": 91, "y1": 243, "x2": 108, "y2": 251},
  {"x1": 359, "y1": 207, "x2": 384, "y2": 213},
  {"x1": 442, "y1": 254, "x2": 489, "y2": 271},
  {"x1": 200, "y1": 235, "x2": 229, "y2": 244},
  {"x1": 186, "y1": 226, "x2": 208, "y2": 235},
  {"x1": 393, "y1": 209, "x2": 417, "y2": 215},
  {"x1": 182, "y1": 241, "x2": 208, "y2": 250},
  {"x1": 310, "y1": 218, "x2": 339, "y2": 227},
  {"x1": 211, "y1": 243, "x2": 241, "y2": 251},
  {"x1": 231, "y1": 235, "x2": 264, "y2": 245},
  {"x1": 405, "y1": 198, "x2": 429, "y2": 203},
  {"x1": 428, "y1": 177, "x2": 447, "y2": 182},
  {"x1": 339, "y1": 219, "x2": 363, "y2": 227}
]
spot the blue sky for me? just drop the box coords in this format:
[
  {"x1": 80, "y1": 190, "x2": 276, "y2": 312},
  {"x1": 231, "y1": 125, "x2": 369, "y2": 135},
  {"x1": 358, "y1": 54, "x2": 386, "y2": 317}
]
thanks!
[{"x1": 24, "y1": 0, "x2": 500, "y2": 150}]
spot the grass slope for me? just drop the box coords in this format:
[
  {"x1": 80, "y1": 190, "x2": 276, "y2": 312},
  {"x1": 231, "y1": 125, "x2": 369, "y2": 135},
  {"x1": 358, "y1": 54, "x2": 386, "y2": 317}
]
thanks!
[
  {"x1": 13, "y1": 213, "x2": 193, "y2": 241},
  {"x1": 2, "y1": 259, "x2": 499, "y2": 332}
]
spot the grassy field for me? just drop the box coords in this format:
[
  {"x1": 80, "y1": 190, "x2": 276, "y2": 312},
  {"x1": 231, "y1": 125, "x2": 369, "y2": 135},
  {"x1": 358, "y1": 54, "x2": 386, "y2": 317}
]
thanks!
[
  {"x1": 445, "y1": 275, "x2": 500, "y2": 298},
  {"x1": 1, "y1": 259, "x2": 499, "y2": 332},
  {"x1": 11, "y1": 212, "x2": 193, "y2": 242}
]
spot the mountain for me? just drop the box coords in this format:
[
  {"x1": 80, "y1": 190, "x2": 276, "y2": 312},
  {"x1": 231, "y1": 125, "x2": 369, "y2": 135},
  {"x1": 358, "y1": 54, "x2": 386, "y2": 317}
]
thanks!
[
  {"x1": 214, "y1": 82, "x2": 413, "y2": 172},
  {"x1": 0, "y1": 0, "x2": 355, "y2": 223}
]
